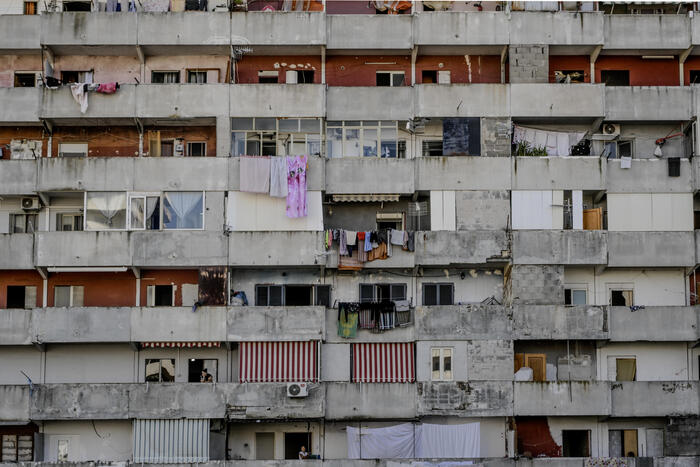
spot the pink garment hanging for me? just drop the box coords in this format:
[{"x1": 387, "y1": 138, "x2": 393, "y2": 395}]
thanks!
[
  {"x1": 286, "y1": 155, "x2": 308, "y2": 218},
  {"x1": 96, "y1": 82, "x2": 118, "y2": 94}
]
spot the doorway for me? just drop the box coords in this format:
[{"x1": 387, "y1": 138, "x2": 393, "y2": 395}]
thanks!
[
  {"x1": 562, "y1": 430, "x2": 591, "y2": 457},
  {"x1": 284, "y1": 432, "x2": 311, "y2": 460},
  {"x1": 255, "y1": 433, "x2": 274, "y2": 460}
]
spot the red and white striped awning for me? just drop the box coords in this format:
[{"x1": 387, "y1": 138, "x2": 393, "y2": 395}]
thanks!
[
  {"x1": 142, "y1": 342, "x2": 221, "y2": 348},
  {"x1": 352, "y1": 343, "x2": 415, "y2": 383},
  {"x1": 239, "y1": 341, "x2": 319, "y2": 383}
]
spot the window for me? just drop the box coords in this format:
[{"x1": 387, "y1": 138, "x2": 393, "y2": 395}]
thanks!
[
  {"x1": 63, "y1": 1, "x2": 91, "y2": 11},
  {"x1": 376, "y1": 71, "x2": 405, "y2": 87},
  {"x1": 617, "y1": 140, "x2": 632, "y2": 158},
  {"x1": 187, "y1": 70, "x2": 207, "y2": 84},
  {"x1": 515, "y1": 353, "x2": 546, "y2": 382},
  {"x1": 258, "y1": 71, "x2": 279, "y2": 84},
  {"x1": 284, "y1": 433, "x2": 311, "y2": 460},
  {"x1": 315, "y1": 284, "x2": 331, "y2": 307},
  {"x1": 1, "y1": 433, "x2": 34, "y2": 461},
  {"x1": 326, "y1": 121, "x2": 404, "y2": 159},
  {"x1": 690, "y1": 70, "x2": 700, "y2": 85},
  {"x1": 128, "y1": 195, "x2": 160, "y2": 230},
  {"x1": 10, "y1": 213, "x2": 37, "y2": 234},
  {"x1": 610, "y1": 289, "x2": 633, "y2": 306},
  {"x1": 601, "y1": 70, "x2": 630, "y2": 86},
  {"x1": 564, "y1": 288, "x2": 587, "y2": 305},
  {"x1": 609, "y1": 357, "x2": 636, "y2": 381},
  {"x1": 376, "y1": 212, "x2": 404, "y2": 231},
  {"x1": 160, "y1": 140, "x2": 174, "y2": 157},
  {"x1": 231, "y1": 118, "x2": 322, "y2": 157},
  {"x1": 60, "y1": 71, "x2": 92, "y2": 84},
  {"x1": 162, "y1": 192, "x2": 204, "y2": 229},
  {"x1": 255, "y1": 284, "x2": 330, "y2": 307},
  {"x1": 431, "y1": 347, "x2": 453, "y2": 381},
  {"x1": 14, "y1": 73, "x2": 37, "y2": 88},
  {"x1": 147, "y1": 285, "x2": 173, "y2": 306},
  {"x1": 85, "y1": 192, "x2": 127, "y2": 230},
  {"x1": 151, "y1": 71, "x2": 180, "y2": 84},
  {"x1": 57, "y1": 439, "x2": 69, "y2": 462},
  {"x1": 256, "y1": 285, "x2": 284, "y2": 306},
  {"x1": 422, "y1": 70, "x2": 438, "y2": 84},
  {"x1": 6, "y1": 285, "x2": 37, "y2": 309},
  {"x1": 187, "y1": 142, "x2": 206, "y2": 157},
  {"x1": 359, "y1": 283, "x2": 407, "y2": 303},
  {"x1": 58, "y1": 143, "x2": 88, "y2": 158},
  {"x1": 297, "y1": 70, "x2": 314, "y2": 83},
  {"x1": 562, "y1": 430, "x2": 591, "y2": 457},
  {"x1": 609, "y1": 429, "x2": 638, "y2": 457},
  {"x1": 422, "y1": 140, "x2": 443, "y2": 157},
  {"x1": 56, "y1": 213, "x2": 83, "y2": 232},
  {"x1": 23, "y1": 1, "x2": 37, "y2": 14},
  {"x1": 188, "y1": 358, "x2": 218, "y2": 383},
  {"x1": 422, "y1": 283, "x2": 454, "y2": 306},
  {"x1": 53, "y1": 285, "x2": 84, "y2": 307},
  {"x1": 145, "y1": 358, "x2": 176, "y2": 382}
]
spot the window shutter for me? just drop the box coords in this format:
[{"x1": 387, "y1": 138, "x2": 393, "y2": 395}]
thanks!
[
  {"x1": 439, "y1": 284, "x2": 453, "y2": 305},
  {"x1": 147, "y1": 285, "x2": 156, "y2": 307},
  {"x1": 24, "y1": 286, "x2": 37, "y2": 309},
  {"x1": 71, "y1": 286, "x2": 84, "y2": 307},
  {"x1": 423, "y1": 284, "x2": 437, "y2": 306},
  {"x1": 255, "y1": 286, "x2": 268, "y2": 306},
  {"x1": 181, "y1": 284, "x2": 198, "y2": 307},
  {"x1": 269, "y1": 285, "x2": 283, "y2": 306}
]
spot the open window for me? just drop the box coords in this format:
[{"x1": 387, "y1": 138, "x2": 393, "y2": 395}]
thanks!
[
  {"x1": 609, "y1": 356, "x2": 636, "y2": 381},
  {"x1": 23, "y1": 1, "x2": 37, "y2": 14},
  {"x1": 62, "y1": 1, "x2": 91, "y2": 11},
  {"x1": 431, "y1": 347, "x2": 453, "y2": 381},
  {"x1": 145, "y1": 358, "x2": 175, "y2": 382},
  {"x1": 600, "y1": 70, "x2": 630, "y2": 86},
  {"x1": 284, "y1": 433, "x2": 311, "y2": 460},
  {"x1": 14, "y1": 72, "x2": 37, "y2": 88},
  {"x1": 186, "y1": 142, "x2": 206, "y2": 157},
  {"x1": 359, "y1": 283, "x2": 407, "y2": 302},
  {"x1": 376, "y1": 71, "x2": 405, "y2": 87},
  {"x1": 376, "y1": 212, "x2": 404, "y2": 231},
  {"x1": 562, "y1": 430, "x2": 591, "y2": 457},
  {"x1": 128, "y1": 194, "x2": 160, "y2": 230},
  {"x1": 0, "y1": 425, "x2": 36, "y2": 461},
  {"x1": 60, "y1": 71, "x2": 93, "y2": 84},
  {"x1": 151, "y1": 71, "x2": 180, "y2": 84},
  {"x1": 422, "y1": 70, "x2": 437, "y2": 83},
  {"x1": 56, "y1": 213, "x2": 83, "y2": 232},
  {"x1": 6, "y1": 286, "x2": 37, "y2": 309},
  {"x1": 422, "y1": 140, "x2": 443, "y2": 157},
  {"x1": 53, "y1": 285, "x2": 84, "y2": 307},
  {"x1": 10, "y1": 213, "x2": 37, "y2": 234},
  {"x1": 254, "y1": 284, "x2": 330, "y2": 307},
  {"x1": 690, "y1": 70, "x2": 700, "y2": 85},
  {"x1": 188, "y1": 358, "x2": 218, "y2": 383},
  {"x1": 609, "y1": 288, "x2": 633, "y2": 306},
  {"x1": 422, "y1": 283, "x2": 454, "y2": 306},
  {"x1": 147, "y1": 285, "x2": 174, "y2": 306}
]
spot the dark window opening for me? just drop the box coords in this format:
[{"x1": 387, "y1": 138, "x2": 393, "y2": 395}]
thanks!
[
  {"x1": 562, "y1": 430, "x2": 591, "y2": 457},
  {"x1": 56, "y1": 213, "x2": 83, "y2": 232},
  {"x1": 14, "y1": 73, "x2": 35, "y2": 88},
  {"x1": 151, "y1": 71, "x2": 180, "y2": 84},
  {"x1": 7, "y1": 286, "x2": 27, "y2": 309},
  {"x1": 258, "y1": 72, "x2": 279, "y2": 84},
  {"x1": 377, "y1": 219, "x2": 402, "y2": 230},
  {"x1": 610, "y1": 290, "x2": 632, "y2": 306},
  {"x1": 24, "y1": 1, "x2": 37, "y2": 15},
  {"x1": 255, "y1": 284, "x2": 330, "y2": 307},
  {"x1": 188, "y1": 359, "x2": 218, "y2": 383},
  {"x1": 377, "y1": 72, "x2": 405, "y2": 87},
  {"x1": 187, "y1": 142, "x2": 206, "y2": 157},
  {"x1": 285, "y1": 285, "x2": 313, "y2": 306},
  {"x1": 0, "y1": 430, "x2": 35, "y2": 462},
  {"x1": 422, "y1": 70, "x2": 438, "y2": 84},
  {"x1": 60, "y1": 71, "x2": 80, "y2": 84},
  {"x1": 11, "y1": 214, "x2": 37, "y2": 234},
  {"x1": 554, "y1": 70, "x2": 585, "y2": 83},
  {"x1": 187, "y1": 70, "x2": 207, "y2": 84},
  {"x1": 694, "y1": 211, "x2": 700, "y2": 230},
  {"x1": 422, "y1": 283, "x2": 454, "y2": 306},
  {"x1": 315, "y1": 284, "x2": 331, "y2": 307},
  {"x1": 618, "y1": 140, "x2": 632, "y2": 158},
  {"x1": 154, "y1": 285, "x2": 173, "y2": 306},
  {"x1": 600, "y1": 70, "x2": 630, "y2": 86},
  {"x1": 298, "y1": 70, "x2": 314, "y2": 83},
  {"x1": 360, "y1": 283, "x2": 407, "y2": 302},
  {"x1": 160, "y1": 141, "x2": 174, "y2": 157},
  {"x1": 690, "y1": 70, "x2": 700, "y2": 84},
  {"x1": 376, "y1": 72, "x2": 391, "y2": 87},
  {"x1": 63, "y1": 1, "x2": 91, "y2": 11},
  {"x1": 422, "y1": 140, "x2": 443, "y2": 157},
  {"x1": 284, "y1": 432, "x2": 311, "y2": 460},
  {"x1": 256, "y1": 285, "x2": 283, "y2": 306}
]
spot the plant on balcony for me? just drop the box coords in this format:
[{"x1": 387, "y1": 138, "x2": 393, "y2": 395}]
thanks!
[{"x1": 514, "y1": 141, "x2": 548, "y2": 157}]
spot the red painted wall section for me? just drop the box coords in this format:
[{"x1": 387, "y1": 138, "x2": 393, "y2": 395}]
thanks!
[
  {"x1": 549, "y1": 55, "x2": 591, "y2": 83},
  {"x1": 326, "y1": 0, "x2": 390, "y2": 14},
  {"x1": 683, "y1": 56, "x2": 700, "y2": 85},
  {"x1": 140, "y1": 269, "x2": 199, "y2": 307},
  {"x1": 0, "y1": 270, "x2": 43, "y2": 308},
  {"x1": 326, "y1": 55, "x2": 412, "y2": 86},
  {"x1": 416, "y1": 55, "x2": 501, "y2": 84},
  {"x1": 235, "y1": 56, "x2": 322, "y2": 83},
  {"x1": 0, "y1": 127, "x2": 46, "y2": 159},
  {"x1": 47, "y1": 272, "x2": 136, "y2": 307},
  {"x1": 596, "y1": 56, "x2": 679, "y2": 86}
]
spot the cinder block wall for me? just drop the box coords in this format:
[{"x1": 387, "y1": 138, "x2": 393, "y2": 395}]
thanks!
[{"x1": 509, "y1": 44, "x2": 549, "y2": 83}]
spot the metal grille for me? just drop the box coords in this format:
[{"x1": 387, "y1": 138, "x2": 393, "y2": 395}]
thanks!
[{"x1": 133, "y1": 419, "x2": 209, "y2": 464}]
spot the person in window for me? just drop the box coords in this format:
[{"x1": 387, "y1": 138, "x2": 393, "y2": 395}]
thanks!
[
  {"x1": 298, "y1": 446, "x2": 309, "y2": 460},
  {"x1": 200, "y1": 368, "x2": 212, "y2": 383}
]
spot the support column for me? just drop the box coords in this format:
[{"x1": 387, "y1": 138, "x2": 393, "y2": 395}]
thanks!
[
  {"x1": 680, "y1": 46, "x2": 694, "y2": 86},
  {"x1": 216, "y1": 115, "x2": 231, "y2": 157},
  {"x1": 589, "y1": 45, "x2": 602, "y2": 84}
]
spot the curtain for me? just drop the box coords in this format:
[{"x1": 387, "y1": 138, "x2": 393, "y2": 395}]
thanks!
[
  {"x1": 416, "y1": 423, "x2": 480, "y2": 458},
  {"x1": 164, "y1": 192, "x2": 202, "y2": 229},
  {"x1": 616, "y1": 359, "x2": 636, "y2": 381},
  {"x1": 86, "y1": 192, "x2": 126, "y2": 229},
  {"x1": 347, "y1": 423, "x2": 416, "y2": 459}
]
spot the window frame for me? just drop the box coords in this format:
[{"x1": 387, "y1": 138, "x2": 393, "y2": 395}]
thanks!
[
  {"x1": 608, "y1": 285, "x2": 634, "y2": 306},
  {"x1": 151, "y1": 70, "x2": 181, "y2": 84},
  {"x1": 53, "y1": 285, "x2": 84, "y2": 307},
  {"x1": 10, "y1": 213, "x2": 37, "y2": 234},
  {"x1": 58, "y1": 142, "x2": 88, "y2": 158},
  {"x1": 23, "y1": 1, "x2": 38, "y2": 15},
  {"x1": 376, "y1": 212, "x2": 405, "y2": 231},
  {"x1": 422, "y1": 282, "x2": 454, "y2": 306},
  {"x1": 13, "y1": 72, "x2": 38, "y2": 88},
  {"x1": 564, "y1": 285, "x2": 588, "y2": 306},
  {"x1": 430, "y1": 347, "x2": 453, "y2": 381},
  {"x1": 359, "y1": 283, "x2": 407, "y2": 303},
  {"x1": 144, "y1": 358, "x2": 176, "y2": 383},
  {"x1": 325, "y1": 120, "x2": 402, "y2": 159},
  {"x1": 56, "y1": 212, "x2": 84, "y2": 232},
  {"x1": 186, "y1": 141, "x2": 207, "y2": 157},
  {"x1": 0, "y1": 432, "x2": 34, "y2": 461},
  {"x1": 376, "y1": 71, "x2": 406, "y2": 87},
  {"x1": 231, "y1": 117, "x2": 322, "y2": 157},
  {"x1": 254, "y1": 284, "x2": 331, "y2": 307}
]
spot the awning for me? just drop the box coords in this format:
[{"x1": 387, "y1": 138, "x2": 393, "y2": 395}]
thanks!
[
  {"x1": 142, "y1": 342, "x2": 220, "y2": 348},
  {"x1": 239, "y1": 341, "x2": 318, "y2": 383},
  {"x1": 332, "y1": 194, "x2": 400, "y2": 203},
  {"x1": 352, "y1": 343, "x2": 415, "y2": 383}
]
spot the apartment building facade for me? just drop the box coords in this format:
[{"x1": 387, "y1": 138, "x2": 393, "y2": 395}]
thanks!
[{"x1": 0, "y1": 0, "x2": 700, "y2": 465}]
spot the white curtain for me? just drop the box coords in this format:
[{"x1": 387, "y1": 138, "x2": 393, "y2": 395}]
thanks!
[
  {"x1": 347, "y1": 423, "x2": 416, "y2": 459},
  {"x1": 416, "y1": 423, "x2": 480, "y2": 459},
  {"x1": 86, "y1": 192, "x2": 126, "y2": 229},
  {"x1": 164, "y1": 192, "x2": 202, "y2": 229}
]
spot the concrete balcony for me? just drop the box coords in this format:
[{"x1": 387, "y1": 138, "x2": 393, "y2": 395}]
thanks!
[
  {"x1": 231, "y1": 12, "x2": 325, "y2": 47},
  {"x1": 34, "y1": 307, "x2": 131, "y2": 344},
  {"x1": 607, "y1": 158, "x2": 693, "y2": 193},
  {"x1": 324, "y1": 158, "x2": 414, "y2": 194},
  {"x1": 0, "y1": 386, "x2": 30, "y2": 422},
  {"x1": 131, "y1": 307, "x2": 227, "y2": 343},
  {"x1": 415, "y1": 157, "x2": 512, "y2": 191},
  {"x1": 0, "y1": 15, "x2": 40, "y2": 52},
  {"x1": 511, "y1": 156, "x2": 606, "y2": 191},
  {"x1": 414, "y1": 305, "x2": 511, "y2": 340},
  {"x1": 0, "y1": 160, "x2": 38, "y2": 196},
  {"x1": 608, "y1": 306, "x2": 699, "y2": 342},
  {"x1": 413, "y1": 12, "x2": 509, "y2": 46},
  {"x1": 229, "y1": 155, "x2": 324, "y2": 191},
  {"x1": 23, "y1": 382, "x2": 323, "y2": 421},
  {"x1": 136, "y1": 84, "x2": 228, "y2": 118},
  {"x1": 607, "y1": 231, "x2": 695, "y2": 268},
  {"x1": 228, "y1": 231, "x2": 324, "y2": 266},
  {"x1": 416, "y1": 381, "x2": 513, "y2": 417},
  {"x1": 0, "y1": 234, "x2": 34, "y2": 269},
  {"x1": 511, "y1": 305, "x2": 607, "y2": 340},
  {"x1": 37, "y1": 157, "x2": 136, "y2": 192},
  {"x1": 512, "y1": 230, "x2": 608, "y2": 265},
  {"x1": 326, "y1": 15, "x2": 412, "y2": 51},
  {"x1": 131, "y1": 231, "x2": 228, "y2": 267},
  {"x1": 510, "y1": 12, "x2": 604, "y2": 47},
  {"x1": 326, "y1": 87, "x2": 413, "y2": 121},
  {"x1": 41, "y1": 85, "x2": 136, "y2": 121},
  {"x1": 604, "y1": 14, "x2": 691, "y2": 51},
  {"x1": 230, "y1": 84, "x2": 325, "y2": 118},
  {"x1": 415, "y1": 84, "x2": 510, "y2": 118},
  {"x1": 611, "y1": 381, "x2": 700, "y2": 417},
  {"x1": 324, "y1": 307, "x2": 414, "y2": 344},
  {"x1": 131, "y1": 157, "x2": 230, "y2": 191},
  {"x1": 0, "y1": 87, "x2": 41, "y2": 123},
  {"x1": 34, "y1": 231, "x2": 131, "y2": 267},
  {"x1": 415, "y1": 231, "x2": 509, "y2": 266},
  {"x1": 514, "y1": 381, "x2": 611, "y2": 416},
  {"x1": 605, "y1": 87, "x2": 694, "y2": 122},
  {"x1": 137, "y1": 12, "x2": 230, "y2": 52},
  {"x1": 325, "y1": 382, "x2": 415, "y2": 419},
  {"x1": 510, "y1": 84, "x2": 605, "y2": 118},
  {"x1": 41, "y1": 13, "x2": 137, "y2": 53},
  {"x1": 227, "y1": 306, "x2": 326, "y2": 342},
  {"x1": 0, "y1": 310, "x2": 32, "y2": 346}
]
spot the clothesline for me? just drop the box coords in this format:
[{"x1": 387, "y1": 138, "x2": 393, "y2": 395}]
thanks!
[
  {"x1": 239, "y1": 155, "x2": 308, "y2": 218},
  {"x1": 512, "y1": 124, "x2": 586, "y2": 157},
  {"x1": 337, "y1": 300, "x2": 412, "y2": 338}
]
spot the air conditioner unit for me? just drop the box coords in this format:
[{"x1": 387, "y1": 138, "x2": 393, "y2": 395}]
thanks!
[
  {"x1": 21, "y1": 197, "x2": 40, "y2": 211},
  {"x1": 602, "y1": 124, "x2": 621, "y2": 137},
  {"x1": 286, "y1": 382, "x2": 308, "y2": 398}
]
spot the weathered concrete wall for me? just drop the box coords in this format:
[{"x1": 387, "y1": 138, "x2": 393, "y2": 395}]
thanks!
[
  {"x1": 414, "y1": 305, "x2": 511, "y2": 340},
  {"x1": 665, "y1": 416, "x2": 700, "y2": 456},
  {"x1": 34, "y1": 231, "x2": 131, "y2": 267},
  {"x1": 0, "y1": 88, "x2": 40, "y2": 123},
  {"x1": 326, "y1": 15, "x2": 411, "y2": 50},
  {"x1": 514, "y1": 381, "x2": 611, "y2": 416},
  {"x1": 467, "y1": 339, "x2": 514, "y2": 381},
  {"x1": 326, "y1": 87, "x2": 413, "y2": 121},
  {"x1": 606, "y1": 158, "x2": 693, "y2": 193},
  {"x1": 0, "y1": 14, "x2": 40, "y2": 51},
  {"x1": 0, "y1": 310, "x2": 32, "y2": 345},
  {"x1": 416, "y1": 381, "x2": 513, "y2": 417},
  {"x1": 606, "y1": 87, "x2": 694, "y2": 122},
  {"x1": 481, "y1": 118, "x2": 512, "y2": 158},
  {"x1": 512, "y1": 157, "x2": 606, "y2": 190},
  {"x1": 604, "y1": 14, "x2": 691, "y2": 50},
  {"x1": 510, "y1": 12, "x2": 604, "y2": 46},
  {"x1": 231, "y1": 12, "x2": 325, "y2": 46},
  {"x1": 607, "y1": 231, "x2": 695, "y2": 268},
  {"x1": 415, "y1": 84, "x2": 510, "y2": 118},
  {"x1": 325, "y1": 383, "x2": 415, "y2": 419},
  {"x1": 512, "y1": 305, "x2": 607, "y2": 340},
  {"x1": 611, "y1": 381, "x2": 700, "y2": 417},
  {"x1": 414, "y1": 12, "x2": 509, "y2": 46},
  {"x1": 0, "y1": 160, "x2": 37, "y2": 195},
  {"x1": 415, "y1": 231, "x2": 508, "y2": 266},
  {"x1": 131, "y1": 306, "x2": 227, "y2": 342},
  {"x1": 456, "y1": 190, "x2": 510, "y2": 230},
  {"x1": 510, "y1": 83, "x2": 605, "y2": 117},
  {"x1": 324, "y1": 158, "x2": 414, "y2": 194},
  {"x1": 41, "y1": 85, "x2": 137, "y2": 120},
  {"x1": 509, "y1": 45, "x2": 549, "y2": 84},
  {"x1": 0, "y1": 385, "x2": 30, "y2": 421},
  {"x1": 512, "y1": 231, "x2": 608, "y2": 265},
  {"x1": 138, "y1": 12, "x2": 230, "y2": 47},
  {"x1": 230, "y1": 84, "x2": 325, "y2": 118},
  {"x1": 227, "y1": 306, "x2": 325, "y2": 342},
  {"x1": 0, "y1": 233, "x2": 34, "y2": 269},
  {"x1": 509, "y1": 265, "x2": 564, "y2": 305},
  {"x1": 228, "y1": 232, "x2": 324, "y2": 266},
  {"x1": 34, "y1": 307, "x2": 131, "y2": 343},
  {"x1": 41, "y1": 13, "x2": 137, "y2": 47},
  {"x1": 416, "y1": 157, "x2": 512, "y2": 191},
  {"x1": 132, "y1": 231, "x2": 228, "y2": 267},
  {"x1": 609, "y1": 306, "x2": 698, "y2": 342}
]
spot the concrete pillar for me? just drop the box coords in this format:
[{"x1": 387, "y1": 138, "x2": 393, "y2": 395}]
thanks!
[{"x1": 216, "y1": 115, "x2": 231, "y2": 157}]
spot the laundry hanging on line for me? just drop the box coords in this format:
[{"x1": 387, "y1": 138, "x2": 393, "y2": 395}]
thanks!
[{"x1": 512, "y1": 125, "x2": 586, "y2": 157}]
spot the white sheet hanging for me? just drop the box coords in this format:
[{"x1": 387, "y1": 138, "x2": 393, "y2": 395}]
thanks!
[
  {"x1": 347, "y1": 423, "x2": 416, "y2": 459},
  {"x1": 416, "y1": 423, "x2": 480, "y2": 459},
  {"x1": 513, "y1": 125, "x2": 586, "y2": 157}
]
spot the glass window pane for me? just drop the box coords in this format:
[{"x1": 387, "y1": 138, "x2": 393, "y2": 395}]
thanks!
[
  {"x1": 363, "y1": 129, "x2": 378, "y2": 157},
  {"x1": 344, "y1": 129, "x2": 361, "y2": 157},
  {"x1": 12, "y1": 214, "x2": 25, "y2": 233},
  {"x1": 345, "y1": 121, "x2": 361, "y2": 127},
  {"x1": 423, "y1": 285, "x2": 437, "y2": 306},
  {"x1": 255, "y1": 118, "x2": 276, "y2": 130},
  {"x1": 26, "y1": 215, "x2": 36, "y2": 233},
  {"x1": 363, "y1": 121, "x2": 379, "y2": 127},
  {"x1": 432, "y1": 354, "x2": 440, "y2": 372},
  {"x1": 359, "y1": 284, "x2": 374, "y2": 303},
  {"x1": 160, "y1": 359, "x2": 175, "y2": 382},
  {"x1": 231, "y1": 132, "x2": 246, "y2": 156},
  {"x1": 145, "y1": 359, "x2": 160, "y2": 382},
  {"x1": 392, "y1": 73, "x2": 405, "y2": 86},
  {"x1": 380, "y1": 128, "x2": 397, "y2": 159},
  {"x1": 390, "y1": 284, "x2": 406, "y2": 301},
  {"x1": 299, "y1": 119, "x2": 320, "y2": 133},
  {"x1": 232, "y1": 118, "x2": 254, "y2": 130},
  {"x1": 145, "y1": 197, "x2": 160, "y2": 230},
  {"x1": 307, "y1": 134, "x2": 321, "y2": 157},
  {"x1": 163, "y1": 192, "x2": 203, "y2": 229},
  {"x1": 278, "y1": 119, "x2": 299, "y2": 132},
  {"x1": 256, "y1": 286, "x2": 268, "y2": 306},
  {"x1": 246, "y1": 133, "x2": 261, "y2": 156},
  {"x1": 130, "y1": 197, "x2": 145, "y2": 230},
  {"x1": 269, "y1": 285, "x2": 283, "y2": 306},
  {"x1": 572, "y1": 290, "x2": 587, "y2": 305},
  {"x1": 86, "y1": 192, "x2": 126, "y2": 230},
  {"x1": 439, "y1": 284, "x2": 453, "y2": 305},
  {"x1": 377, "y1": 284, "x2": 390, "y2": 301},
  {"x1": 327, "y1": 127, "x2": 343, "y2": 158},
  {"x1": 54, "y1": 286, "x2": 70, "y2": 307}
]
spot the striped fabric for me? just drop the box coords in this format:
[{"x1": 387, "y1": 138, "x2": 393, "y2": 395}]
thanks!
[
  {"x1": 352, "y1": 343, "x2": 415, "y2": 383},
  {"x1": 239, "y1": 341, "x2": 319, "y2": 383},
  {"x1": 133, "y1": 419, "x2": 209, "y2": 463},
  {"x1": 142, "y1": 342, "x2": 220, "y2": 348}
]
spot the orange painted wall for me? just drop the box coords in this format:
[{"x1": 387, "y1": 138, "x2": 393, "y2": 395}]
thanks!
[
  {"x1": 416, "y1": 55, "x2": 501, "y2": 84},
  {"x1": 140, "y1": 269, "x2": 199, "y2": 307},
  {"x1": 326, "y1": 55, "x2": 412, "y2": 86},
  {"x1": 235, "y1": 56, "x2": 322, "y2": 84},
  {"x1": 683, "y1": 56, "x2": 700, "y2": 85},
  {"x1": 47, "y1": 272, "x2": 136, "y2": 307},
  {"x1": 0, "y1": 127, "x2": 46, "y2": 159},
  {"x1": 0, "y1": 270, "x2": 43, "y2": 308},
  {"x1": 595, "y1": 56, "x2": 679, "y2": 86},
  {"x1": 549, "y1": 55, "x2": 591, "y2": 83}
]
